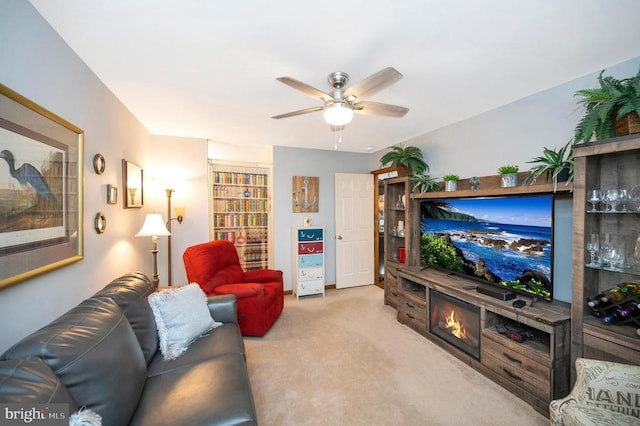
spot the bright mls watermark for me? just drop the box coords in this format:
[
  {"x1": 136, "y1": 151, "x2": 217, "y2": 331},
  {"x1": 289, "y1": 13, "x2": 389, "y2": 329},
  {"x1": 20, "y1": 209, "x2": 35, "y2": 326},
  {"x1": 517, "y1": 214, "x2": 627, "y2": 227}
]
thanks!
[{"x1": 0, "y1": 404, "x2": 68, "y2": 425}]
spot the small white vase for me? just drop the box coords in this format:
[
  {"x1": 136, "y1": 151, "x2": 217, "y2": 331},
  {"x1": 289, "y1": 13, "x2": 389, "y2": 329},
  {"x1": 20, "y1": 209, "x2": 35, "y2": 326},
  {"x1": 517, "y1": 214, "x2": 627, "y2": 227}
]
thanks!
[
  {"x1": 444, "y1": 180, "x2": 457, "y2": 192},
  {"x1": 501, "y1": 173, "x2": 517, "y2": 188}
]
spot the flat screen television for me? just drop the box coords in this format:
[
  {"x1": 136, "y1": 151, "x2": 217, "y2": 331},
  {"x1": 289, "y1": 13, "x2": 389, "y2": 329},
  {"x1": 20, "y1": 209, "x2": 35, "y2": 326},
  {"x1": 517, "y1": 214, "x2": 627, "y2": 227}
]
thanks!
[{"x1": 419, "y1": 195, "x2": 554, "y2": 301}]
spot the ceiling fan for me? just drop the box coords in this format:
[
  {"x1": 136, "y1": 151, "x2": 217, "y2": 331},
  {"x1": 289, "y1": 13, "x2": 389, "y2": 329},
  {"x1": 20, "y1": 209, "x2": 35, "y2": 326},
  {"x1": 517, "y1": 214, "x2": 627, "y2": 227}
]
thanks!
[{"x1": 272, "y1": 67, "x2": 409, "y2": 130}]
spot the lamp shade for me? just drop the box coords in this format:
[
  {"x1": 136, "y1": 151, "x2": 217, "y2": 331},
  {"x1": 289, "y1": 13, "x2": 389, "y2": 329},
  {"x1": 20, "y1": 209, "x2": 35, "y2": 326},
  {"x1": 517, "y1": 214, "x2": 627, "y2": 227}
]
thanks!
[
  {"x1": 135, "y1": 213, "x2": 171, "y2": 237},
  {"x1": 323, "y1": 103, "x2": 354, "y2": 126}
]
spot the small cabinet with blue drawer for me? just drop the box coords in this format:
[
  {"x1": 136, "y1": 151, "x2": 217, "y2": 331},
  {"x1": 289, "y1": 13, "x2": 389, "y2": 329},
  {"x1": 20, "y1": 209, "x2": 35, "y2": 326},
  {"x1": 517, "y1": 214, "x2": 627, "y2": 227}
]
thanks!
[{"x1": 292, "y1": 227, "x2": 325, "y2": 299}]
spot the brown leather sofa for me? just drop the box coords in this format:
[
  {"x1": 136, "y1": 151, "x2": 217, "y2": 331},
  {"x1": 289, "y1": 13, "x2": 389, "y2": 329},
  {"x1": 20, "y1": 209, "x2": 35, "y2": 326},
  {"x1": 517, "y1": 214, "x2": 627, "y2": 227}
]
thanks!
[{"x1": 0, "y1": 272, "x2": 256, "y2": 426}]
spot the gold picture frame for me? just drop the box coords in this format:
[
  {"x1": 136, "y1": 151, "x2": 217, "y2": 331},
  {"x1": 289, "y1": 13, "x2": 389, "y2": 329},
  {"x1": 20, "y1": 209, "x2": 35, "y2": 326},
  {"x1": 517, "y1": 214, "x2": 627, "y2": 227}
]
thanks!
[
  {"x1": 107, "y1": 184, "x2": 117, "y2": 205},
  {"x1": 122, "y1": 159, "x2": 143, "y2": 208},
  {"x1": 0, "y1": 84, "x2": 84, "y2": 289}
]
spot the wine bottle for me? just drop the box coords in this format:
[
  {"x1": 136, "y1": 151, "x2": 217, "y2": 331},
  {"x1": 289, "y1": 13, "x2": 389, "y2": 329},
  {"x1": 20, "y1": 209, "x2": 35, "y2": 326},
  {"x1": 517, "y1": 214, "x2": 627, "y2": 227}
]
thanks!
[
  {"x1": 622, "y1": 282, "x2": 640, "y2": 295},
  {"x1": 590, "y1": 308, "x2": 604, "y2": 318},
  {"x1": 603, "y1": 309, "x2": 629, "y2": 324},
  {"x1": 587, "y1": 293, "x2": 610, "y2": 307},
  {"x1": 607, "y1": 287, "x2": 628, "y2": 303},
  {"x1": 621, "y1": 301, "x2": 640, "y2": 316}
]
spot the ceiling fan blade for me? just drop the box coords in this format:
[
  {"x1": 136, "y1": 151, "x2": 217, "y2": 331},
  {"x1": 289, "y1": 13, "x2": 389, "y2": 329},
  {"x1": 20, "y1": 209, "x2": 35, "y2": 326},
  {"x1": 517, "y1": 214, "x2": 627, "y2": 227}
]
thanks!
[
  {"x1": 272, "y1": 106, "x2": 324, "y2": 119},
  {"x1": 344, "y1": 67, "x2": 403, "y2": 100},
  {"x1": 353, "y1": 101, "x2": 409, "y2": 117},
  {"x1": 330, "y1": 125, "x2": 345, "y2": 132},
  {"x1": 276, "y1": 77, "x2": 333, "y2": 102}
]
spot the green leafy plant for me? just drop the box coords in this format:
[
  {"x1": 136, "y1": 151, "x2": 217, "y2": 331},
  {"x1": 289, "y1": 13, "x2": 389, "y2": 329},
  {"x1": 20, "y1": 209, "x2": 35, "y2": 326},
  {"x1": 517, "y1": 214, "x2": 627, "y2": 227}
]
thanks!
[
  {"x1": 523, "y1": 140, "x2": 574, "y2": 192},
  {"x1": 442, "y1": 174, "x2": 459, "y2": 181},
  {"x1": 574, "y1": 68, "x2": 640, "y2": 144},
  {"x1": 497, "y1": 165, "x2": 519, "y2": 175},
  {"x1": 420, "y1": 234, "x2": 464, "y2": 272},
  {"x1": 499, "y1": 279, "x2": 551, "y2": 299},
  {"x1": 410, "y1": 174, "x2": 441, "y2": 193},
  {"x1": 379, "y1": 145, "x2": 429, "y2": 176}
]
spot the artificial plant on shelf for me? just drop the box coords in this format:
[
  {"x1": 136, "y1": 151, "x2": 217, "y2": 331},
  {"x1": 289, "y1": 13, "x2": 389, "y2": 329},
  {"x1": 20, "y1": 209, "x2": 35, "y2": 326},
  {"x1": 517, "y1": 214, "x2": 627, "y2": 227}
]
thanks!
[
  {"x1": 497, "y1": 165, "x2": 519, "y2": 188},
  {"x1": 442, "y1": 174, "x2": 460, "y2": 192},
  {"x1": 573, "y1": 67, "x2": 640, "y2": 144},
  {"x1": 410, "y1": 174, "x2": 441, "y2": 193},
  {"x1": 523, "y1": 140, "x2": 574, "y2": 192},
  {"x1": 379, "y1": 145, "x2": 429, "y2": 176},
  {"x1": 497, "y1": 165, "x2": 519, "y2": 175}
]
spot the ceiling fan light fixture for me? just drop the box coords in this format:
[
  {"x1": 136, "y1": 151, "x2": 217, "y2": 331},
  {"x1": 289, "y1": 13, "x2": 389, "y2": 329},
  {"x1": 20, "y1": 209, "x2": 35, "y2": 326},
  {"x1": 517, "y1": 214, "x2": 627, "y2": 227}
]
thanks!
[{"x1": 323, "y1": 103, "x2": 353, "y2": 126}]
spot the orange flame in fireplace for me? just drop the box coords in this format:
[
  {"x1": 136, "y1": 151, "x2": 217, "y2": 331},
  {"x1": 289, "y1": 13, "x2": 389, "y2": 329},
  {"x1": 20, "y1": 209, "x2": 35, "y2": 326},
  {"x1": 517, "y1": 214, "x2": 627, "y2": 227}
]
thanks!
[{"x1": 444, "y1": 310, "x2": 465, "y2": 340}]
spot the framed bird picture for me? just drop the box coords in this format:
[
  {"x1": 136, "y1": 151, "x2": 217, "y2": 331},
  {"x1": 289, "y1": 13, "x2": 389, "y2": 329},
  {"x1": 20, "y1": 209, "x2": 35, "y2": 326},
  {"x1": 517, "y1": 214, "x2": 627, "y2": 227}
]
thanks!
[{"x1": 0, "y1": 84, "x2": 84, "y2": 289}]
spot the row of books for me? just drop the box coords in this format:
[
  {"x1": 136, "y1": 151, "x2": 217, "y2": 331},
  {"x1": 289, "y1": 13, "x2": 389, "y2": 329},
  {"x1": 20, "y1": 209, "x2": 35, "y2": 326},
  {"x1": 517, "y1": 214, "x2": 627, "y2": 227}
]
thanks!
[{"x1": 212, "y1": 171, "x2": 268, "y2": 186}]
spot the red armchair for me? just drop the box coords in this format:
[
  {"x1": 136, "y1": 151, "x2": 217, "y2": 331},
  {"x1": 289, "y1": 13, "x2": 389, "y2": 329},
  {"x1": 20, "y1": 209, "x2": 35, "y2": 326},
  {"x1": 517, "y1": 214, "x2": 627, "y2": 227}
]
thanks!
[{"x1": 183, "y1": 240, "x2": 284, "y2": 337}]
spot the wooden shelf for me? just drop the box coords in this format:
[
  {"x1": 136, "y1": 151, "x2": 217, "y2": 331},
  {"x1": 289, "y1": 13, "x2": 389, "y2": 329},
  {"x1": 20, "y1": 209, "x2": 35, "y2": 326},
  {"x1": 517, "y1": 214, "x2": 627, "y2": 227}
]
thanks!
[{"x1": 411, "y1": 171, "x2": 572, "y2": 200}]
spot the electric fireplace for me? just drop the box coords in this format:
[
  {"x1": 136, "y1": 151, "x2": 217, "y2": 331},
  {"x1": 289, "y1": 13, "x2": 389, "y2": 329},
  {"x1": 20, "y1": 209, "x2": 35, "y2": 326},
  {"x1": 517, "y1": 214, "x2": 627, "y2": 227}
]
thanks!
[{"x1": 429, "y1": 289, "x2": 481, "y2": 360}]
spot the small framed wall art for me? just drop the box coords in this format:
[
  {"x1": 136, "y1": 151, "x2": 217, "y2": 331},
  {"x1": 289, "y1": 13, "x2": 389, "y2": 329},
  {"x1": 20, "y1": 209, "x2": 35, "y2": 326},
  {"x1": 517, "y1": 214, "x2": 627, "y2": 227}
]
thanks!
[
  {"x1": 107, "y1": 184, "x2": 117, "y2": 205},
  {"x1": 292, "y1": 176, "x2": 319, "y2": 213},
  {"x1": 122, "y1": 159, "x2": 143, "y2": 208}
]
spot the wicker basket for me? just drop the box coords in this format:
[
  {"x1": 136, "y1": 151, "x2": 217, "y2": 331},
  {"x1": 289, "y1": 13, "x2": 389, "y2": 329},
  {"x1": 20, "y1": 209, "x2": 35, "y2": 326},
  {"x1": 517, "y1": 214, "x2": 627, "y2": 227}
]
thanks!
[{"x1": 614, "y1": 112, "x2": 640, "y2": 137}]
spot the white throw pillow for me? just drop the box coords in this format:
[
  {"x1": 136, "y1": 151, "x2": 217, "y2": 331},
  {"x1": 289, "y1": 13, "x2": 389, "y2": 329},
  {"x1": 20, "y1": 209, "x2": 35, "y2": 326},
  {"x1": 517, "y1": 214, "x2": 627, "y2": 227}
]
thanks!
[
  {"x1": 148, "y1": 283, "x2": 222, "y2": 360},
  {"x1": 69, "y1": 408, "x2": 102, "y2": 426}
]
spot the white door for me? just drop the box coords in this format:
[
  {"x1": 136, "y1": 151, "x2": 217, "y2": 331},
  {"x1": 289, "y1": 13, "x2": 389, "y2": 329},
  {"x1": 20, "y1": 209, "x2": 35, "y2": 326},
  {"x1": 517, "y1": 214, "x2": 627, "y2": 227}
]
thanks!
[{"x1": 335, "y1": 173, "x2": 374, "y2": 288}]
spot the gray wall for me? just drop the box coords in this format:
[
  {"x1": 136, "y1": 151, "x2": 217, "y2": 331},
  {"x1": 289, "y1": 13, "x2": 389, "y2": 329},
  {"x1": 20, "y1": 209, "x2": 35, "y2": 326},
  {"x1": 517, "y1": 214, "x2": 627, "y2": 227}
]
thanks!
[
  {"x1": 273, "y1": 147, "x2": 371, "y2": 290},
  {"x1": 372, "y1": 56, "x2": 640, "y2": 303},
  {"x1": 0, "y1": 0, "x2": 154, "y2": 351}
]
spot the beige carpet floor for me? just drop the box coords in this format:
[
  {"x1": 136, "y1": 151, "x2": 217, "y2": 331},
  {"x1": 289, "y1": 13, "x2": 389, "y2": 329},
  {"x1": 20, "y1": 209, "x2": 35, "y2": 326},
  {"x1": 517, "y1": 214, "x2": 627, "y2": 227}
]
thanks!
[{"x1": 244, "y1": 285, "x2": 548, "y2": 426}]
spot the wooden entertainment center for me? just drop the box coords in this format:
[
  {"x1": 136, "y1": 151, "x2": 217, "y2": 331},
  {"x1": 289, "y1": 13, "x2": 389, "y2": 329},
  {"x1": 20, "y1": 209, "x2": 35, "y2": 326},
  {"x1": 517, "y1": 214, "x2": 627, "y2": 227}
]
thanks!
[{"x1": 383, "y1": 174, "x2": 572, "y2": 416}]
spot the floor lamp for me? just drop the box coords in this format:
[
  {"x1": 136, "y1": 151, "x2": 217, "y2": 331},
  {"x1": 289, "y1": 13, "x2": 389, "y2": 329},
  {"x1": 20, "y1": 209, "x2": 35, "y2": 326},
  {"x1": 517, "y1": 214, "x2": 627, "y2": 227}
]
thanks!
[{"x1": 135, "y1": 213, "x2": 171, "y2": 288}]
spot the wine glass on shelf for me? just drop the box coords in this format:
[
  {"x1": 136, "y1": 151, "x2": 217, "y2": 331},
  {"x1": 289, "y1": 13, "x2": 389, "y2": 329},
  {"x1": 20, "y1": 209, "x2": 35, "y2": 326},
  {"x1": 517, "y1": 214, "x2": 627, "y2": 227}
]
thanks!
[
  {"x1": 602, "y1": 189, "x2": 620, "y2": 212},
  {"x1": 587, "y1": 189, "x2": 601, "y2": 212},
  {"x1": 618, "y1": 189, "x2": 630, "y2": 212},
  {"x1": 586, "y1": 233, "x2": 600, "y2": 267}
]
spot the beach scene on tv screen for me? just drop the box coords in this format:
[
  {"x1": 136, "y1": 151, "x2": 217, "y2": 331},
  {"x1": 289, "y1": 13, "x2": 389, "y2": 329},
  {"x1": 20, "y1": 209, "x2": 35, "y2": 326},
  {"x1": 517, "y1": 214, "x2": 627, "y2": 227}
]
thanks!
[{"x1": 420, "y1": 196, "x2": 553, "y2": 300}]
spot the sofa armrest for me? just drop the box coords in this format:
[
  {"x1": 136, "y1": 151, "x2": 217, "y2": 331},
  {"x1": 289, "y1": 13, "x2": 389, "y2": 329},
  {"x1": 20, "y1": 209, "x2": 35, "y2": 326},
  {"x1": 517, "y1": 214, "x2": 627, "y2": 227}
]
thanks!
[
  {"x1": 207, "y1": 294, "x2": 238, "y2": 324},
  {"x1": 243, "y1": 269, "x2": 282, "y2": 283}
]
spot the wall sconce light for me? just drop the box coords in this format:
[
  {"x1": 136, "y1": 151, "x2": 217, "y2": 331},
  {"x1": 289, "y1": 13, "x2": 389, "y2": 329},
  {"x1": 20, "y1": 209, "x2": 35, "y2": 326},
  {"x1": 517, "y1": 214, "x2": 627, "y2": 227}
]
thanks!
[
  {"x1": 135, "y1": 213, "x2": 171, "y2": 288},
  {"x1": 165, "y1": 189, "x2": 186, "y2": 286},
  {"x1": 174, "y1": 207, "x2": 185, "y2": 224}
]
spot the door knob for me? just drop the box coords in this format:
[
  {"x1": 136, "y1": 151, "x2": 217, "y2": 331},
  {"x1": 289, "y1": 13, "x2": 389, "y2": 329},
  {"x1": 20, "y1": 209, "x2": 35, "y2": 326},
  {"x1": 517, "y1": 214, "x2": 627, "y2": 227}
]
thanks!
[{"x1": 337, "y1": 235, "x2": 342, "y2": 240}]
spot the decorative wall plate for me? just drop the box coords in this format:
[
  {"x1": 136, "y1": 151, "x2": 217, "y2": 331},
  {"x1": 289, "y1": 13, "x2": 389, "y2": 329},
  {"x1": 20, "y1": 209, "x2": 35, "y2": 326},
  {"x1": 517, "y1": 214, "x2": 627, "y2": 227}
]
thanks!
[
  {"x1": 94, "y1": 212, "x2": 106, "y2": 234},
  {"x1": 93, "y1": 153, "x2": 105, "y2": 175}
]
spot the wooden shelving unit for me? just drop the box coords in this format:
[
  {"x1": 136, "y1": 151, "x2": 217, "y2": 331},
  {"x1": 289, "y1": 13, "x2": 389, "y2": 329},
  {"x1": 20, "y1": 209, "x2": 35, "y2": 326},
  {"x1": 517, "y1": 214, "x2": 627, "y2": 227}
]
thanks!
[
  {"x1": 394, "y1": 266, "x2": 571, "y2": 417},
  {"x1": 383, "y1": 170, "x2": 574, "y2": 417},
  {"x1": 571, "y1": 134, "x2": 640, "y2": 369},
  {"x1": 209, "y1": 162, "x2": 272, "y2": 270}
]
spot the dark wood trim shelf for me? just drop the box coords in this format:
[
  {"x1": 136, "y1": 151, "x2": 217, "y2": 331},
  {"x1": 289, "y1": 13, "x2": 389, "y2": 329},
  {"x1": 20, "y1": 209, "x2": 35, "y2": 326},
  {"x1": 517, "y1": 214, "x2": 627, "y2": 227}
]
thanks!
[{"x1": 411, "y1": 171, "x2": 573, "y2": 200}]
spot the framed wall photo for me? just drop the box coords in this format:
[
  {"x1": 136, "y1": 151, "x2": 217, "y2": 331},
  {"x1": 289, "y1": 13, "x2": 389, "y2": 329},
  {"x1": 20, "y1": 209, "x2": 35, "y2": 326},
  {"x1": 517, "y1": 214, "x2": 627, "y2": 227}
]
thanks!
[
  {"x1": 107, "y1": 184, "x2": 117, "y2": 205},
  {"x1": 0, "y1": 84, "x2": 84, "y2": 289},
  {"x1": 122, "y1": 160, "x2": 143, "y2": 208},
  {"x1": 292, "y1": 176, "x2": 319, "y2": 213}
]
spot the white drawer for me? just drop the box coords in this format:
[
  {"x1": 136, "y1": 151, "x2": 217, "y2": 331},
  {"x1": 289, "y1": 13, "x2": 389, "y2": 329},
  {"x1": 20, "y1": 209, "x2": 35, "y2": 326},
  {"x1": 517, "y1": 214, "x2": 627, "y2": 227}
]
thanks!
[
  {"x1": 299, "y1": 280, "x2": 324, "y2": 295},
  {"x1": 298, "y1": 267, "x2": 323, "y2": 282}
]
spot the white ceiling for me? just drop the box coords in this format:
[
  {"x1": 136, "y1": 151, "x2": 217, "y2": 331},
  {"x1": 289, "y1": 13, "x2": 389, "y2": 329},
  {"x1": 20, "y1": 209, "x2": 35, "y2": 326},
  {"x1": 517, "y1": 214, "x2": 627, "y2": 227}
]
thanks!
[{"x1": 29, "y1": 0, "x2": 640, "y2": 153}]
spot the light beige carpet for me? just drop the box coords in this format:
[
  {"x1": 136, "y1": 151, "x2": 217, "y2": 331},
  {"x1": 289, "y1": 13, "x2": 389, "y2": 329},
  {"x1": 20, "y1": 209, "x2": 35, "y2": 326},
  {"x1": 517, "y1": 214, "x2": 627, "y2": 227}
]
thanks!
[{"x1": 244, "y1": 285, "x2": 548, "y2": 426}]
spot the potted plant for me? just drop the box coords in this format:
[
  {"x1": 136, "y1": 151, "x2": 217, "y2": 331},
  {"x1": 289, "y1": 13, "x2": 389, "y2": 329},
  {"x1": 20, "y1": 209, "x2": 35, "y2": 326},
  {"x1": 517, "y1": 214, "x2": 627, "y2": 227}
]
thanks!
[
  {"x1": 379, "y1": 145, "x2": 429, "y2": 176},
  {"x1": 410, "y1": 174, "x2": 441, "y2": 193},
  {"x1": 523, "y1": 140, "x2": 574, "y2": 192},
  {"x1": 442, "y1": 174, "x2": 459, "y2": 192},
  {"x1": 574, "y1": 68, "x2": 640, "y2": 144},
  {"x1": 497, "y1": 165, "x2": 519, "y2": 188}
]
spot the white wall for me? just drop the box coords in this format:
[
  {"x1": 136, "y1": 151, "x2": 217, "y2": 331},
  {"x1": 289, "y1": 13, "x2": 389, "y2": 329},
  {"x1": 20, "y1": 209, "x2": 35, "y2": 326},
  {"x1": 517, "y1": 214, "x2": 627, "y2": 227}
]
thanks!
[
  {"x1": 371, "y1": 56, "x2": 640, "y2": 303},
  {"x1": 147, "y1": 135, "x2": 210, "y2": 285},
  {"x1": 0, "y1": 0, "x2": 156, "y2": 352}
]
